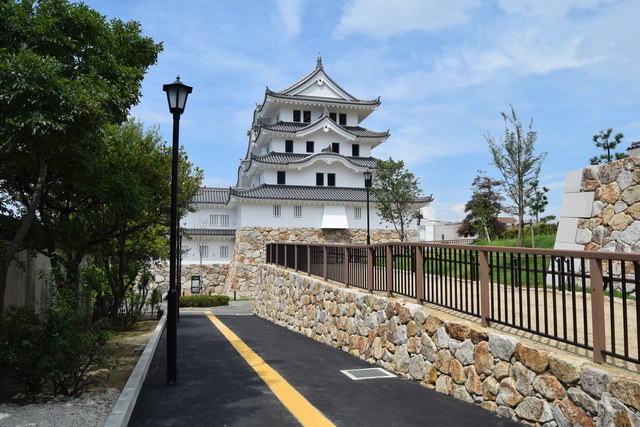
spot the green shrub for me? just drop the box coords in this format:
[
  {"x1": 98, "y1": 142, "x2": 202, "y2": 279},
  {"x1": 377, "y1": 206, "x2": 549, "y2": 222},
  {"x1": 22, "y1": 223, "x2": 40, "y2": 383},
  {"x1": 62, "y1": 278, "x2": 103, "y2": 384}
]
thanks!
[
  {"x1": 0, "y1": 294, "x2": 112, "y2": 398},
  {"x1": 179, "y1": 295, "x2": 230, "y2": 307},
  {"x1": 0, "y1": 306, "x2": 49, "y2": 397}
]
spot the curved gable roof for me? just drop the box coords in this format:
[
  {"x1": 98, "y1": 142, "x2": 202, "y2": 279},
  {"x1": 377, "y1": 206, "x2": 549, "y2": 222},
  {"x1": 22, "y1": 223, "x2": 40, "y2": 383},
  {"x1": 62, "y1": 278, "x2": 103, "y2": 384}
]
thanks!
[
  {"x1": 260, "y1": 119, "x2": 389, "y2": 139},
  {"x1": 192, "y1": 188, "x2": 230, "y2": 204},
  {"x1": 244, "y1": 152, "x2": 377, "y2": 171}
]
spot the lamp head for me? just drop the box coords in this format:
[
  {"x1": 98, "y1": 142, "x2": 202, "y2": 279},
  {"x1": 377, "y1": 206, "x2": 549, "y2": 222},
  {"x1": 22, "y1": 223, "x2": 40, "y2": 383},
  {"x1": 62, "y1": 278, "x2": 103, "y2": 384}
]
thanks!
[{"x1": 163, "y1": 76, "x2": 193, "y2": 114}]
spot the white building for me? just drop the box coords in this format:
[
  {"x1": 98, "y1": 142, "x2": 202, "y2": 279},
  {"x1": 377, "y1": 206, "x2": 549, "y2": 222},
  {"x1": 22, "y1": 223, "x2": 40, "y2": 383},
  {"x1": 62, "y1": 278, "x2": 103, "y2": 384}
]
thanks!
[{"x1": 180, "y1": 57, "x2": 432, "y2": 267}]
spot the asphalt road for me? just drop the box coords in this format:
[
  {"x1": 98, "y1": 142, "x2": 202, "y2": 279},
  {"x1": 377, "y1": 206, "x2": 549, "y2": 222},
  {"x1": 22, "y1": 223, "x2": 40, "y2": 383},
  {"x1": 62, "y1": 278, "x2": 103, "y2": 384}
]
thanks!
[{"x1": 128, "y1": 302, "x2": 521, "y2": 426}]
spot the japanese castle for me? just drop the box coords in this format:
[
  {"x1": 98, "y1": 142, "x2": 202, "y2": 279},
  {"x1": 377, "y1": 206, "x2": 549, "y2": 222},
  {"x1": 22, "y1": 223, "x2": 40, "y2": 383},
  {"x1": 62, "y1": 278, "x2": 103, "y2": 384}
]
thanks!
[{"x1": 180, "y1": 57, "x2": 432, "y2": 265}]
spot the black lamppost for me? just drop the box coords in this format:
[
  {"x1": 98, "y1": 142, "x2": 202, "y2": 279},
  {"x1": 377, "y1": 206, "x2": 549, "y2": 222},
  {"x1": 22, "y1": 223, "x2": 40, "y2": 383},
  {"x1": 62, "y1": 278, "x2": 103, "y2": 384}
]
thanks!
[
  {"x1": 163, "y1": 76, "x2": 192, "y2": 385},
  {"x1": 363, "y1": 170, "x2": 372, "y2": 245}
]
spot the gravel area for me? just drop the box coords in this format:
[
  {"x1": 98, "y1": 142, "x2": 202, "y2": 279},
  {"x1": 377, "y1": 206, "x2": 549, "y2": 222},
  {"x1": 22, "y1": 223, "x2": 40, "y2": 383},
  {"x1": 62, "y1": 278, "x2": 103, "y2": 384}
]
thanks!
[{"x1": 0, "y1": 389, "x2": 120, "y2": 427}]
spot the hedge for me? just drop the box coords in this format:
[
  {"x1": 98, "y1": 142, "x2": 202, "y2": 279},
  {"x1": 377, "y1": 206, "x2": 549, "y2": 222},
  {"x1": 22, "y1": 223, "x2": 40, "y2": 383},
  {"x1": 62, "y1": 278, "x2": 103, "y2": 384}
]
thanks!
[{"x1": 178, "y1": 295, "x2": 230, "y2": 307}]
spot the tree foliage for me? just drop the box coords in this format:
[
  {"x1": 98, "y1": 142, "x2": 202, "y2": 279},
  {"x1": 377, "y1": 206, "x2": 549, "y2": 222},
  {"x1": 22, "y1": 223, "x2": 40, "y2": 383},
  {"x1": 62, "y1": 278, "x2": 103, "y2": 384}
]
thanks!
[
  {"x1": 590, "y1": 128, "x2": 627, "y2": 165},
  {"x1": 458, "y1": 171, "x2": 505, "y2": 241},
  {"x1": 371, "y1": 158, "x2": 424, "y2": 242},
  {"x1": 485, "y1": 106, "x2": 547, "y2": 247},
  {"x1": 0, "y1": 0, "x2": 163, "y2": 311},
  {"x1": 526, "y1": 180, "x2": 549, "y2": 223}
]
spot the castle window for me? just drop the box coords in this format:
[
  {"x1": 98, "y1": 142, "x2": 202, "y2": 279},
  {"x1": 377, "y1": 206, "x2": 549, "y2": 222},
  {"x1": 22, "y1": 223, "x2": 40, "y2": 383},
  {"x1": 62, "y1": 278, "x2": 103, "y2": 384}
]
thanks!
[
  {"x1": 303, "y1": 110, "x2": 311, "y2": 123},
  {"x1": 210, "y1": 214, "x2": 218, "y2": 226},
  {"x1": 327, "y1": 173, "x2": 336, "y2": 186},
  {"x1": 285, "y1": 140, "x2": 293, "y2": 152},
  {"x1": 273, "y1": 205, "x2": 281, "y2": 217},
  {"x1": 220, "y1": 214, "x2": 229, "y2": 227},
  {"x1": 293, "y1": 110, "x2": 301, "y2": 122},
  {"x1": 294, "y1": 205, "x2": 302, "y2": 218},
  {"x1": 329, "y1": 112, "x2": 337, "y2": 122},
  {"x1": 277, "y1": 171, "x2": 286, "y2": 185},
  {"x1": 316, "y1": 173, "x2": 324, "y2": 186},
  {"x1": 352, "y1": 144, "x2": 360, "y2": 157},
  {"x1": 220, "y1": 245, "x2": 229, "y2": 258},
  {"x1": 200, "y1": 245, "x2": 209, "y2": 258},
  {"x1": 306, "y1": 141, "x2": 314, "y2": 153},
  {"x1": 339, "y1": 113, "x2": 347, "y2": 125},
  {"x1": 354, "y1": 207, "x2": 362, "y2": 219},
  {"x1": 331, "y1": 142, "x2": 340, "y2": 153}
]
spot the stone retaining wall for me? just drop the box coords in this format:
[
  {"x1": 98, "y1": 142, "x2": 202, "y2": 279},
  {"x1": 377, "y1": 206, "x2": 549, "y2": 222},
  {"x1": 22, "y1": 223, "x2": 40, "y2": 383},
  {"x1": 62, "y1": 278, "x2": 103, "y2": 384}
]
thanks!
[
  {"x1": 225, "y1": 227, "x2": 418, "y2": 298},
  {"x1": 254, "y1": 264, "x2": 640, "y2": 426},
  {"x1": 151, "y1": 263, "x2": 228, "y2": 295},
  {"x1": 578, "y1": 157, "x2": 640, "y2": 255}
]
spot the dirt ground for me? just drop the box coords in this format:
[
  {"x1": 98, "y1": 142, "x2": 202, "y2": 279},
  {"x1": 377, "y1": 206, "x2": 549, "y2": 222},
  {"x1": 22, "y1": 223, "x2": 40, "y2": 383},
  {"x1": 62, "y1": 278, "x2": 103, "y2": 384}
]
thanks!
[{"x1": 0, "y1": 318, "x2": 158, "y2": 404}]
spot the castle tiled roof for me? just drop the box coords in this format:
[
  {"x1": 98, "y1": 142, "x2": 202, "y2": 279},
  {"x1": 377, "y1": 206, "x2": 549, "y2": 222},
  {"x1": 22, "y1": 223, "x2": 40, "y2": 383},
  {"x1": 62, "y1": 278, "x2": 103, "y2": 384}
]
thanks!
[
  {"x1": 260, "y1": 121, "x2": 389, "y2": 138},
  {"x1": 184, "y1": 228, "x2": 236, "y2": 236},
  {"x1": 229, "y1": 184, "x2": 433, "y2": 204},
  {"x1": 264, "y1": 90, "x2": 381, "y2": 106},
  {"x1": 192, "y1": 188, "x2": 230, "y2": 204},
  {"x1": 247, "y1": 152, "x2": 377, "y2": 169}
]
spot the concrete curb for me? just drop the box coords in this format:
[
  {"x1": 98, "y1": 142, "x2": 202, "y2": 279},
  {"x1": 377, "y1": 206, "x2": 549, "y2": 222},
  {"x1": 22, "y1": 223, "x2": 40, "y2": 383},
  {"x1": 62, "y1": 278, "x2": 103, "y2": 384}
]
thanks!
[{"x1": 104, "y1": 313, "x2": 167, "y2": 427}]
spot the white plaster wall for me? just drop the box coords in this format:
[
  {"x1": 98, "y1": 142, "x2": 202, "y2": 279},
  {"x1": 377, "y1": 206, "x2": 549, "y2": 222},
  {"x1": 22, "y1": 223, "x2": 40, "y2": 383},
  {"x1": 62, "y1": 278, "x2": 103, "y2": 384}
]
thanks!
[
  {"x1": 269, "y1": 135, "x2": 371, "y2": 157},
  {"x1": 236, "y1": 201, "x2": 413, "y2": 230},
  {"x1": 260, "y1": 160, "x2": 371, "y2": 187},
  {"x1": 182, "y1": 236, "x2": 235, "y2": 264},
  {"x1": 275, "y1": 106, "x2": 359, "y2": 127},
  {"x1": 181, "y1": 204, "x2": 237, "y2": 229}
]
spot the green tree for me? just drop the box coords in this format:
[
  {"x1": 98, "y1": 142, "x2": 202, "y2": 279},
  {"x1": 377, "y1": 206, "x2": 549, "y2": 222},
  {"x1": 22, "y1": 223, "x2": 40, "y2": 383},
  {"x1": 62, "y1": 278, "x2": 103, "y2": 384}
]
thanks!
[
  {"x1": 0, "y1": 0, "x2": 162, "y2": 311},
  {"x1": 85, "y1": 121, "x2": 202, "y2": 324},
  {"x1": 485, "y1": 105, "x2": 547, "y2": 247},
  {"x1": 26, "y1": 120, "x2": 202, "y2": 323},
  {"x1": 526, "y1": 180, "x2": 549, "y2": 223},
  {"x1": 590, "y1": 128, "x2": 627, "y2": 165},
  {"x1": 458, "y1": 171, "x2": 505, "y2": 241},
  {"x1": 371, "y1": 158, "x2": 426, "y2": 241}
]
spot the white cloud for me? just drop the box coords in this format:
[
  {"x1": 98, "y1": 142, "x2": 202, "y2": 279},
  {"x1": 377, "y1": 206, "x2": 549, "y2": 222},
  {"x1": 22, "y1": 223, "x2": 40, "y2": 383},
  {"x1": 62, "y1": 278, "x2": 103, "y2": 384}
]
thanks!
[
  {"x1": 203, "y1": 176, "x2": 233, "y2": 188},
  {"x1": 495, "y1": 0, "x2": 607, "y2": 20},
  {"x1": 334, "y1": 0, "x2": 480, "y2": 39},
  {"x1": 274, "y1": 0, "x2": 304, "y2": 40}
]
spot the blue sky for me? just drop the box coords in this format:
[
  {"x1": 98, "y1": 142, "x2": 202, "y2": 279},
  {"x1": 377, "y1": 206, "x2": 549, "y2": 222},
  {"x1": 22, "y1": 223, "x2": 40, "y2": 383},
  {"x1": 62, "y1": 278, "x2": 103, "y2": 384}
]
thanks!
[{"x1": 82, "y1": 0, "x2": 640, "y2": 222}]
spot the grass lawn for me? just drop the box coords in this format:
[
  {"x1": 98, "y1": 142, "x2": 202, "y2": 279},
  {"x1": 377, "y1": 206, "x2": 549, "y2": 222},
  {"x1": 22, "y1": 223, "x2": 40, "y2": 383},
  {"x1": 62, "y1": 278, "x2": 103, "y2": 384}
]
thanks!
[{"x1": 473, "y1": 233, "x2": 556, "y2": 249}]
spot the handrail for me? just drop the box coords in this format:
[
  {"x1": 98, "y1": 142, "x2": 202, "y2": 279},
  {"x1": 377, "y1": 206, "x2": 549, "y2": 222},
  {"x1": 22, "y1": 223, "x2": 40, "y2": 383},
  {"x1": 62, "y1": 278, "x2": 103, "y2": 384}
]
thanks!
[{"x1": 266, "y1": 241, "x2": 640, "y2": 366}]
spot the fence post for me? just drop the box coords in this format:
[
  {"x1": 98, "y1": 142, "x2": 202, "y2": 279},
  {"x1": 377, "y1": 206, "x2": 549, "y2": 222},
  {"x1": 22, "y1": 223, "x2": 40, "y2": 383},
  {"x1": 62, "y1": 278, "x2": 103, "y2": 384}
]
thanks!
[
  {"x1": 284, "y1": 244, "x2": 288, "y2": 269},
  {"x1": 344, "y1": 247, "x2": 350, "y2": 287},
  {"x1": 323, "y1": 246, "x2": 328, "y2": 280},
  {"x1": 386, "y1": 245, "x2": 393, "y2": 297},
  {"x1": 589, "y1": 258, "x2": 606, "y2": 363},
  {"x1": 307, "y1": 245, "x2": 311, "y2": 276},
  {"x1": 415, "y1": 246, "x2": 424, "y2": 304},
  {"x1": 367, "y1": 246, "x2": 373, "y2": 293},
  {"x1": 480, "y1": 250, "x2": 491, "y2": 327},
  {"x1": 294, "y1": 244, "x2": 298, "y2": 272},
  {"x1": 275, "y1": 244, "x2": 279, "y2": 266}
]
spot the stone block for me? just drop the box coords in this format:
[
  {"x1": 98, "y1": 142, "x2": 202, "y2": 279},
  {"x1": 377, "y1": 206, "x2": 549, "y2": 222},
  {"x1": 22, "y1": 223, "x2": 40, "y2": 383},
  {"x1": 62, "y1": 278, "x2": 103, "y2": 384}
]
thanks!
[
  {"x1": 607, "y1": 377, "x2": 640, "y2": 411},
  {"x1": 556, "y1": 217, "x2": 580, "y2": 244},
  {"x1": 560, "y1": 192, "x2": 595, "y2": 218},
  {"x1": 514, "y1": 397, "x2": 553, "y2": 423},
  {"x1": 474, "y1": 341, "x2": 495, "y2": 375},
  {"x1": 496, "y1": 377, "x2": 524, "y2": 408},
  {"x1": 564, "y1": 168, "x2": 584, "y2": 193},
  {"x1": 514, "y1": 342, "x2": 549, "y2": 373},
  {"x1": 533, "y1": 373, "x2": 566, "y2": 401},
  {"x1": 548, "y1": 355, "x2": 582, "y2": 384},
  {"x1": 488, "y1": 333, "x2": 518, "y2": 361},
  {"x1": 579, "y1": 365, "x2": 610, "y2": 398},
  {"x1": 552, "y1": 397, "x2": 595, "y2": 427}
]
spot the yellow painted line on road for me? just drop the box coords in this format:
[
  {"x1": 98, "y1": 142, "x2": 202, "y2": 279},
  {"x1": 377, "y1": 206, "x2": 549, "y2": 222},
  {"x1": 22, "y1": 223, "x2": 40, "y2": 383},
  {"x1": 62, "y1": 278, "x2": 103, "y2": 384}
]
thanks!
[{"x1": 207, "y1": 314, "x2": 335, "y2": 427}]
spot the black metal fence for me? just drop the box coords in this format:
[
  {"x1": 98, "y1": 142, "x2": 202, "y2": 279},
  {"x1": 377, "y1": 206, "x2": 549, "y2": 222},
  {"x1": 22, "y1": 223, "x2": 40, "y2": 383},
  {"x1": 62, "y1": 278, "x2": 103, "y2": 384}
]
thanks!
[{"x1": 265, "y1": 242, "x2": 640, "y2": 366}]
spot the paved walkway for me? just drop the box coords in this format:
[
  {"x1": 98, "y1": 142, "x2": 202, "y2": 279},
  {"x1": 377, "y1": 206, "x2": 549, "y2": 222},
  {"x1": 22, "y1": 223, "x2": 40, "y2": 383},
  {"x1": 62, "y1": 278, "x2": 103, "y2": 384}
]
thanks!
[{"x1": 128, "y1": 301, "x2": 520, "y2": 426}]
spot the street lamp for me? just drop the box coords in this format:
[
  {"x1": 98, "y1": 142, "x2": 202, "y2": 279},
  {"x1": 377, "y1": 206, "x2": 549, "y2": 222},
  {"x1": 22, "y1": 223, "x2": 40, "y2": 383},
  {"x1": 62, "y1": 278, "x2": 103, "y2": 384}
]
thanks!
[
  {"x1": 363, "y1": 170, "x2": 372, "y2": 245},
  {"x1": 163, "y1": 76, "x2": 192, "y2": 385}
]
